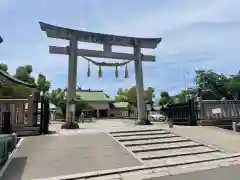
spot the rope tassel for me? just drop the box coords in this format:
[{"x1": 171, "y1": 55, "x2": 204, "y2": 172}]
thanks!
[
  {"x1": 82, "y1": 56, "x2": 132, "y2": 79},
  {"x1": 87, "y1": 60, "x2": 91, "y2": 77},
  {"x1": 115, "y1": 66, "x2": 118, "y2": 78},
  {"x1": 124, "y1": 64, "x2": 129, "y2": 78},
  {"x1": 98, "y1": 65, "x2": 102, "y2": 78}
]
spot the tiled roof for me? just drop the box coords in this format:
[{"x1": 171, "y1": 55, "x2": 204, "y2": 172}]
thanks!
[
  {"x1": 0, "y1": 70, "x2": 36, "y2": 88},
  {"x1": 76, "y1": 89, "x2": 114, "y2": 102}
]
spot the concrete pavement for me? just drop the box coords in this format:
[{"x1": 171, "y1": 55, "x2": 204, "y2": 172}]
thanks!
[
  {"x1": 1, "y1": 132, "x2": 141, "y2": 180},
  {"x1": 145, "y1": 164, "x2": 240, "y2": 180},
  {"x1": 168, "y1": 126, "x2": 240, "y2": 153},
  {"x1": 3, "y1": 119, "x2": 240, "y2": 180}
]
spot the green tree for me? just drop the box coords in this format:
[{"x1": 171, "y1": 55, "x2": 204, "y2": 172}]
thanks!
[
  {"x1": 159, "y1": 91, "x2": 173, "y2": 105},
  {"x1": 13, "y1": 65, "x2": 35, "y2": 85},
  {"x1": 172, "y1": 90, "x2": 187, "y2": 103},
  {"x1": 115, "y1": 86, "x2": 155, "y2": 107},
  {"x1": 144, "y1": 87, "x2": 155, "y2": 102},
  {"x1": 0, "y1": 63, "x2": 8, "y2": 89},
  {"x1": 115, "y1": 88, "x2": 128, "y2": 102},
  {"x1": 125, "y1": 86, "x2": 138, "y2": 106},
  {"x1": 48, "y1": 88, "x2": 88, "y2": 119},
  {"x1": 0, "y1": 63, "x2": 8, "y2": 72},
  {"x1": 228, "y1": 71, "x2": 240, "y2": 99},
  {"x1": 47, "y1": 88, "x2": 65, "y2": 107},
  {"x1": 36, "y1": 73, "x2": 51, "y2": 94},
  {"x1": 195, "y1": 70, "x2": 232, "y2": 100}
]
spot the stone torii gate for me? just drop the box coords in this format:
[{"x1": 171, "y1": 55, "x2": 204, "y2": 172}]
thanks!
[{"x1": 39, "y1": 22, "x2": 161, "y2": 128}]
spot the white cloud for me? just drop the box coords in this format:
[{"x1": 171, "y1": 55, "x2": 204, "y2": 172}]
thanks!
[{"x1": 1, "y1": 0, "x2": 240, "y2": 96}]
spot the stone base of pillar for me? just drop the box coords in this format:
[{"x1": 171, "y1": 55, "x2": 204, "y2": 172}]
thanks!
[
  {"x1": 135, "y1": 119, "x2": 152, "y2": 125},
  {"x1": 61, "y1": 121, "x2": 79, "y2": 129}
]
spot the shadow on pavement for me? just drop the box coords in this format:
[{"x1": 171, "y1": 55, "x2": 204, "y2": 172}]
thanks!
[{"x1": 1, "y1": 157, "x2": 27, "y2": 180}]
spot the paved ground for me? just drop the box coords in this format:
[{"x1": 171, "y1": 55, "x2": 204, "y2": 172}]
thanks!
[
  {"x1": 1, "y1": 132, "x2": 142, "y2": 180},
  {"x1": 50, "y1": 119, "x2": 170, "y2": 136},
  {"x1": 168, "y1": 126, "x2": 240, "y2": 153},
  {"x1": 3, "y1": 119, "x2": 240, "y2": 180},
  {"x1": 145, "y1": 164, "x2": 240, "y2": 180}
]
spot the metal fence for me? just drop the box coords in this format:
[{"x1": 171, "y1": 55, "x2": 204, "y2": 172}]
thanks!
[{"x1": 161, "y1": 99, "x2": 198, "y2": 126}]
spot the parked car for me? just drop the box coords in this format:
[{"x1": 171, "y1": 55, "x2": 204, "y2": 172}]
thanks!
[{"x1": 148, "y1": 111, "x2": 165, "y2": 121}]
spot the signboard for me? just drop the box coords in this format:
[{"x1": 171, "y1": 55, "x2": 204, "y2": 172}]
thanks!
[
  {"x1": 146, "y1": 104, "x2": 152, "y2": 111},
  {"x1": 212, "y1": 108, "x2": 221, "y2": 114}
]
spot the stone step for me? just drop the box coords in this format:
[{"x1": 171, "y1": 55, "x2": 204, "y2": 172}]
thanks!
[
  {"x1": 123, "y1": 137, "x2": 190, "y2": 147},
  {"x1": 129, "y1": 141, "x2": 202, "y2": 153},
  {"x1": 144, "y1": 151, "x2": 229, "y2": 165},
  {"x1": 112, "y1": 131, "x2": 169, "y2": 137},
  {"x1": 137, "y1": 146, "x2": 214, "y2": 158},
  {"x1": 16, "y1": 130, "x2": 40, "y2": 136},
  {"x1": 109, "y1": 128, "x2": 164, "y2": 134},
  {"x1": 117, "y1": 134, "x2": 178, "y2": 142},
  {"x1": 12, "y1": 125, "x2": 40, "y2": 131},
  {"x1": 139, "y1": 147, "x2": 219, "y2": 160}
]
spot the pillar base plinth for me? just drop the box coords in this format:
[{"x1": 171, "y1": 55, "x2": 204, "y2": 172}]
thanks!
[
  {"x1": 61, "y1": 121, "x2": 79, "y2": 129},
  {"x1": 135, "y1": 119, "x2": 152, "y2": 125}
]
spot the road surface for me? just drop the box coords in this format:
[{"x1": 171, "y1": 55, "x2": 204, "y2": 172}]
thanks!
[{"x1": 146, "y1": 164, "x2": 240, "y2": 180}]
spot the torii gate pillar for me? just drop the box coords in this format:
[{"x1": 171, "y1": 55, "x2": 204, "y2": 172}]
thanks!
[
  {"x1": 134, "y1": 45, "x2": 146, "y2": 123},
  {"x1": 66, "y1": 37, "x2": 78, "y2": 123}
]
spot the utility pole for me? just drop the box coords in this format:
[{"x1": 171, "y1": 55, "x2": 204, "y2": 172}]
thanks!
[{"x1": 182, "y1": 67, "x2": 189, "y2": 101}]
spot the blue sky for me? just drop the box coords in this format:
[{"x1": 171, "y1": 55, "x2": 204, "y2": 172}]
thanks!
[{"x1": 1, "y1": 0, "x2": 240, "y2": 98}]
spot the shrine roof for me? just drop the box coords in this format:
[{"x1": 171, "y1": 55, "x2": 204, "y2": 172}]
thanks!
[
  {"x1": 0, "y1": 70, "x2": 36, "y2": 88},
  {"x1": 39, "y1": 22, "x2": 162, "y2": 49},
  {"x1": 76, "y1": 89, "x2": 114, "y2": 102}
]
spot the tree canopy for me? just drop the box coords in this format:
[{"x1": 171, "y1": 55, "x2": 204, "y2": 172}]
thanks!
[
  {"x1": 115, "y1": 86, "x2": 155, "y2": 107},
  {"x1": 36, "y1": 73, "x2": 51, "y2": 94},
  {"x1": 158, "y1": 69, "x2": 240, "y2": 106},
  {"x1": 46, "y1": 88, "x2": 90, "y2": 118},
  {"x1": 0, "y1": 63, "x2": 8, "y2": 72}
]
